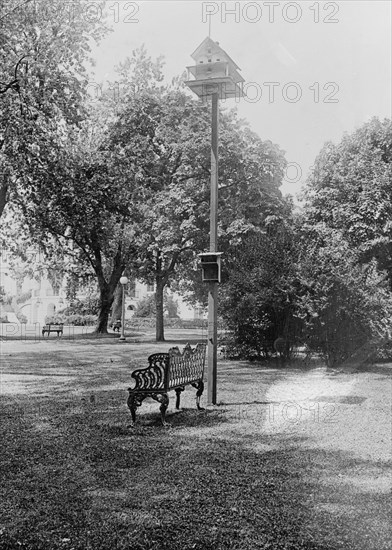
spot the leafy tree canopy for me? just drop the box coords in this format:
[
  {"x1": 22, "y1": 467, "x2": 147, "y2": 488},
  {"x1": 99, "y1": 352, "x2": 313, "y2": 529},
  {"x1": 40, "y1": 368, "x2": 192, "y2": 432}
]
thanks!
[
  {"x1": 0, "y1": 0, "x2": 108, "y2": 217},
  {"x1": 303, "y1": 117, "x2": 392, "y2": 286},
  {"x1": 6, "y1": 42, "x2": 288, "y2": 337}
]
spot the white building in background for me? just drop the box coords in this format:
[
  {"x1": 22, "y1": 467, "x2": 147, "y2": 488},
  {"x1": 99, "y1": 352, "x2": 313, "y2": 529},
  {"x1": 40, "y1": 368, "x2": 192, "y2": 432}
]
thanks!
[
  {"x1": 0, "y1": 251, "x2": 65, "y2": 325},
  {"x1": 122, "y1": 279, "x2": 204, "y2": 321},
  {"x1": 0, "y1": 251, "x2": 205, "y2": 324}
]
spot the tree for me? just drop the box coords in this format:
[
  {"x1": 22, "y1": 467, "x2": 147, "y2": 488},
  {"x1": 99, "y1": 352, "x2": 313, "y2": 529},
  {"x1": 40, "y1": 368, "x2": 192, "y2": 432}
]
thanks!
[
  {"x1": 101, "y1": 82, "x2": 210, "y2": 339},
  {"x1": 218, "y1": 210, "x2": 302, "y2": 360},
  {"x1": 303, "y1": 117, "x2": 392, "y2": 286},
  {"x1": 8, "y1": 44, "x2": 287, "y2": 337},
  {"x1": 108, "y1": 84, "x2": 287, "y2": 340},
  {"x1": 4, "y1": 47, "x2": 170, "y2": 334},
  {"x1": 0, "y1": 0, "x2": 107, "y2": 217},
  {"x1": 10, "y1": 120, "x2": 142, "y2": 333},
  {"x1": 295, "y1": 222, "x2": 392, "y2": 367}
]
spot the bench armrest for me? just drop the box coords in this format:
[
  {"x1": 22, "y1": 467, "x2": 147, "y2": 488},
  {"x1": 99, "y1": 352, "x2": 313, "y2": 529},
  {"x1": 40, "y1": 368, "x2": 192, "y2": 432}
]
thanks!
[{"x1": 128, "y1": 353, "x2": 169, "y2": 392}]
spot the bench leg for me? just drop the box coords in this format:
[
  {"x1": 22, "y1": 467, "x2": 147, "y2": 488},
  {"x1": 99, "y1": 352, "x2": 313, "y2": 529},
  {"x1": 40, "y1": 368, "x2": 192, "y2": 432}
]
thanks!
[
  {"x1": 152, "y1": 393, "x2": 169, "y2": 426},
  {"x1": 175, "y1": 386, "x2": 185, "y2": 409},
  {"x1": 127, "y1": 392, "x2": 146, "y2": 426},
  {"x1": 191, "y1": 380, "x2": 205, "y2": 410}
]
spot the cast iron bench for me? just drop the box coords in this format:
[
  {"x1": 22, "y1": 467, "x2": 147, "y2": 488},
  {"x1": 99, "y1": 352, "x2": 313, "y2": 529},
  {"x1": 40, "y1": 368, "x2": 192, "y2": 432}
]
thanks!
[
  {"x1": 127, "y1": 342, "x2": 206, "y2": 426},
  {"x1": 42, "y1": 323, "x2": 64, "y2": 337}
]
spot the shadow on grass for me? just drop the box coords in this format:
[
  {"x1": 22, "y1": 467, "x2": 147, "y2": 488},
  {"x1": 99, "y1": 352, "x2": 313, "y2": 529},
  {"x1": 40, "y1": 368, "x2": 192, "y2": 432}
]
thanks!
[
  {"x1": 102, "y1": 406, "x2": 230, "y2": 433},
  {"x1": 1, "y1": 391, "x2": 391, "y2": 550}
]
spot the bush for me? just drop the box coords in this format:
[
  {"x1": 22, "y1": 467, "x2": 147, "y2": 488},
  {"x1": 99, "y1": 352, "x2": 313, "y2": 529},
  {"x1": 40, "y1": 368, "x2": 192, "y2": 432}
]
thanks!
[
  {"x1": 126, "y1": 317, "x2": 155, "y2": 329},
  {"x1": 218, "y1": 331, "x2": 275, "y2": 361},
  {"x1": 220, "y1": 231, "x2": 302, "y2": 361},
  {"x1": 16, "y1": 312, "x2": 27, "y2": 324},
  {"x1": 133, "y1": 293, "x2": 180, "y2": 319},
  {"x1": 45, "y1": 314, "x2": 97, "y2": 326},
  {"x1": 133, "y1": 295, "x2": 156, "y2": 318},
  {"x1": 375, "y1": 339, "x2": 392, "y2": 362},
  {"x1": 16, "y1": 290, "x2": 32, "y2": 304},
  {"x1": 66, "y1": 314, "x2": 97, "y2": 326},
  {"x1": 125, "y1": 317, "x2": 208, "y2": 330},
  {"x1": 297, "y1": 227, "x2": 392, "y2": 367},
  {"x1": 58, "y1": 296, "x2": 100, "y2": 316}
]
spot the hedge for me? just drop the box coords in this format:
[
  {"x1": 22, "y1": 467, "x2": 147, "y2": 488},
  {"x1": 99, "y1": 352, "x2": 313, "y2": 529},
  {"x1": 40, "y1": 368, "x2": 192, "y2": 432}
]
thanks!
[
  {"x1": 45, "y1": 314, "x2": 97, "y2": 326},
  {"x1": 125, "y1": 317, "x2": 208, "y2": 330}
]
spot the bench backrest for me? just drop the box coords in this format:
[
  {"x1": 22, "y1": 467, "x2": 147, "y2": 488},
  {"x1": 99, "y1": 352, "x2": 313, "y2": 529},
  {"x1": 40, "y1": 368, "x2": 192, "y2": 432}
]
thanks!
[
  {"x1": 130, "y1": 343, "x2": 206, "y2": 393},
  {"x1": 168, "y1": 343, "x2": 206, "y2": 389},
  {"x1": 44, "y1": 324, "x2": 64, "y2": 329}
]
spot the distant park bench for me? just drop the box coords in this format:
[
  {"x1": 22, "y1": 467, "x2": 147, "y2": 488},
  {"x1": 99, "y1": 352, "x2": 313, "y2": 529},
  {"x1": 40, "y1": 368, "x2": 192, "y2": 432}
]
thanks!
[
  {"x1": 42, "y1": 323, "x2": 64, "y2": 337},
  {"x1": 127, "y1": 342, "x2": 206, "y2": 426}
]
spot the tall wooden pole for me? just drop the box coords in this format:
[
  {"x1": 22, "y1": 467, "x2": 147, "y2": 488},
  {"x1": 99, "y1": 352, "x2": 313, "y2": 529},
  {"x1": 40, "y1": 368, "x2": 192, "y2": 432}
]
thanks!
[{"x1": 207, "y1": 92, "x2": 219, "y2": 405}]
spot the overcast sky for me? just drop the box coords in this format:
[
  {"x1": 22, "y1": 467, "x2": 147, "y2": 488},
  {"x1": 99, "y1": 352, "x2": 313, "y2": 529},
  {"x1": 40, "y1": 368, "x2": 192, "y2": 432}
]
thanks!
[{"x1": 89, "y1": 1, "x2": 391, "y2": 197}]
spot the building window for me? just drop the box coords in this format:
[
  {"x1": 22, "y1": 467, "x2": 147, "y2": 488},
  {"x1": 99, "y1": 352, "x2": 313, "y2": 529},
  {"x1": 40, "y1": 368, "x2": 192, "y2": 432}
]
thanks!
[{"x1": 147, "y1": 283, "x2": 154, "y2": 293}]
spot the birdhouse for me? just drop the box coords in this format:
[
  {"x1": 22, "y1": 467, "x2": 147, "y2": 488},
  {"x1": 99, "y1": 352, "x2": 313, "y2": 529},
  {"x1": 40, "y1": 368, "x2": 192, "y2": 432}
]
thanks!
[
  {"x1": 185, "y1": 37, "x2": 244, "y2": 100},
  {"x1": 199, "y1": 252, "x2": 222, "y2": 283}
]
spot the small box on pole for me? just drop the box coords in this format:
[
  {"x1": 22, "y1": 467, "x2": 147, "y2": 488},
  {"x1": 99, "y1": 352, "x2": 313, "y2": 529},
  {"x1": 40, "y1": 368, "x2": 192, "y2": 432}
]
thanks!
[{"x1": 199, "y1": 252, "x2": 222, "y2": 283}]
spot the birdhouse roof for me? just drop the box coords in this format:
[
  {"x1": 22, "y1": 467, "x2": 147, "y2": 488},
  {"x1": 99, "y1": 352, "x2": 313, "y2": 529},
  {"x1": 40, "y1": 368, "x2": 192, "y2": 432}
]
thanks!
[{"x1": 190, "y1": 37, "x2": 241, "y2": 70}]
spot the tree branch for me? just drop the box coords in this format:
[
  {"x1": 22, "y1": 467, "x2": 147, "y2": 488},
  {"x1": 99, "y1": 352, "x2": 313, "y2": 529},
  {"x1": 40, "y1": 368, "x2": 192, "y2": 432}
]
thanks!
[
  {"x1": 0, "y1": 55, "x2": 29, "y2": 95},
  {"x1": 0, "y1": 78, "x2": 19, "y2": 95},
  {"x1": 0, "y1": 0, "x2": 34, "y2": 22}
]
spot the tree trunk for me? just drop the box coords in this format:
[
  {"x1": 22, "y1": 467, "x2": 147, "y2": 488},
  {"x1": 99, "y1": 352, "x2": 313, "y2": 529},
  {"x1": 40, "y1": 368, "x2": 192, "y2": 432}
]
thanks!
[
  {"x1": 110, "y1": 284, "x2": 123, "y2": 325},
  {"x1": 0, "y1": 183, "x2": 8, "y2": 219},
  {"x1": 95, "y1": 286, "x2": 115, "y2": 334},
  {"x1": 92, "y1": 241, "x2": 124, "y2": 334},
  {"x1": 155, "y1": 277, "x2": 165, "y2": 341}
]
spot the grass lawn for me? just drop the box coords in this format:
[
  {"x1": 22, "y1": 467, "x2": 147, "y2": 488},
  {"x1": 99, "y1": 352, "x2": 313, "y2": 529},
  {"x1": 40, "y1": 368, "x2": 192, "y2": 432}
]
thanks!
[{"x1": 1, "y1": 331, "x2": 391, "y2": 549}]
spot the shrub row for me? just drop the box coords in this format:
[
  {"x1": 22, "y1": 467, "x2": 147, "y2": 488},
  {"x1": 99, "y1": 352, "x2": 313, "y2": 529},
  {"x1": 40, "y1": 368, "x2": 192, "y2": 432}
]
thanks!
[
  {"x1": 125, "y1": 317, "x2": 208, "y2": 330},
  {"x1": 0, "y1": 313, "x2": 27, "y2": 324},
  {"x1": 41, "y1": 315, "x2": 207, "y2": 328},
  {"x1": 45, "y1": 314, "x2": 97, "y2": 326}
]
